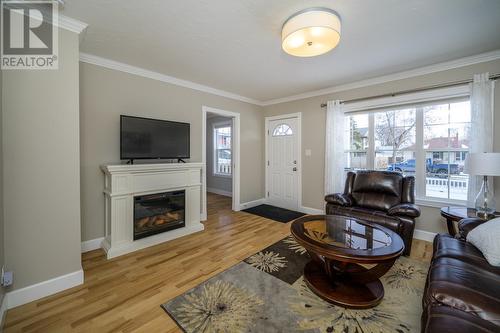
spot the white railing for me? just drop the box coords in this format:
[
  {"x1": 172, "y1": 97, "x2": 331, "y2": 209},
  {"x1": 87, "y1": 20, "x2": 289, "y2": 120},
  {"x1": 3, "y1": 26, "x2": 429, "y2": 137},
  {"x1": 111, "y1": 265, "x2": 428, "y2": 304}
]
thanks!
[
  {"x1": 425, "y1": 175, "x2": 468, "y2": 201},
  {"x1": 425, "y1": 176, "x2": 468, "y2": 188},
  {"x1": 216, "y1": 163, "x2": 232, "y2": 175}
]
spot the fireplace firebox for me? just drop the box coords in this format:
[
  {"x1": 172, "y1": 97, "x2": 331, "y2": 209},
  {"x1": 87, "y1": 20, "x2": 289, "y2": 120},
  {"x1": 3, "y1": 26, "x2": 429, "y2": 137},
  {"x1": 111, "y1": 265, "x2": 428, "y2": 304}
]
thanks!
[{"x1": 134, "y1": 190, "x2": 185, "y2": 240}]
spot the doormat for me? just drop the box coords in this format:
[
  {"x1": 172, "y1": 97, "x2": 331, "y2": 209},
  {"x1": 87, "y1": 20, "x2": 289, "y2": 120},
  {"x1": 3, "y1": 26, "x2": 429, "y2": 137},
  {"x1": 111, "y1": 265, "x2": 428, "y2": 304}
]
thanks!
[{"x1": 242, "y1": 204, "x2": 306, "y2": 223}]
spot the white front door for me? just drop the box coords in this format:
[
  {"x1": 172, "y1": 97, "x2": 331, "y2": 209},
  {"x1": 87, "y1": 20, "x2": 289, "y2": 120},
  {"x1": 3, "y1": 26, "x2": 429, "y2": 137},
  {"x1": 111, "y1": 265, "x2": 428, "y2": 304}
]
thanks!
[{"x1": 267, "y1": 117, "x2": 299, "y2": 210}]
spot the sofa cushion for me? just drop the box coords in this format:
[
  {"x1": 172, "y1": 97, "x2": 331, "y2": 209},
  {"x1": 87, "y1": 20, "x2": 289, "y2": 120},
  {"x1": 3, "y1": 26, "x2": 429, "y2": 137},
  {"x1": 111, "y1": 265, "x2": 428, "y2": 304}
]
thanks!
[
  {"x1": 423, "y1": 305, "x2": 500, "y2": 333},
  {"x1": 432, "y1": 234, "x2": 500, "y2": 275},
  {"x1": 424, "y1": 256, "x2": 500, "y2": 325},
  {"x1": 351, "y1": 171, "x2": 403, "y2": 211}
]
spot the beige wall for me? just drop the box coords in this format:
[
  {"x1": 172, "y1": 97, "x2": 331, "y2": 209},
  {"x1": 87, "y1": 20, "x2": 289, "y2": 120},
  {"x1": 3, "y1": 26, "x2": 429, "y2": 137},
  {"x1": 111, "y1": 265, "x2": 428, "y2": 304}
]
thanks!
[
  {"x1": 2, "y1": 29, "x2": 82, "y2": 290},
  {"x1": 206, "y1": 115, "x2": 233, "y2": 194},
  {"x1": 80, "y1": 63, "x2": 264, "y2": 241},
  {"x1": 263, "y1": 59, "x2": 500, "y2": 234}
]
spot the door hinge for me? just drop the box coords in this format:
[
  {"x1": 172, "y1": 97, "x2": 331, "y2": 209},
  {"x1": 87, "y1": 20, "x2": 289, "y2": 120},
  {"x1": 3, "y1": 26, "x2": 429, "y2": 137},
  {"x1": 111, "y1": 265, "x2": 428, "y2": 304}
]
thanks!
[
  {"x1": 267, "y1": 160, "x2": 270, "y2": 166},
  {"x1": 267, "y1": 129, "x2": 270, "y2": 135},
  {"x1": 267, "y1": 191, "x2": 269, "y2": 197}
]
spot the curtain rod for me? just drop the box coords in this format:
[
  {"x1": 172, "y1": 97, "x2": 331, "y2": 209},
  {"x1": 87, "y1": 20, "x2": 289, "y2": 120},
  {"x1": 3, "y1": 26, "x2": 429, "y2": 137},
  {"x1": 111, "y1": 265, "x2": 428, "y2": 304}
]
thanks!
[{"x1": 320, "y1": 73, "x2": 500, "y2": 108}]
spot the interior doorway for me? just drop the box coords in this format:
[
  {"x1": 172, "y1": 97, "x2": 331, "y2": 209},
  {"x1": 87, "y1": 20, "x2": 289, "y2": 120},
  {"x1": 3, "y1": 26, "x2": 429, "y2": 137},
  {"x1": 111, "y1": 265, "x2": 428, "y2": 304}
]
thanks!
[{"x1": 201, "y1": 106, "x2": 241, "y2": 220}]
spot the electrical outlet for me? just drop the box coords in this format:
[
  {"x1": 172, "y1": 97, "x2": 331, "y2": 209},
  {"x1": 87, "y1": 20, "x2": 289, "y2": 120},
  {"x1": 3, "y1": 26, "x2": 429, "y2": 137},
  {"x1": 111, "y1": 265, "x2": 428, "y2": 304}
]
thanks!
[{"x1": 1, "y1": 267, "x2": 13, "y2": 287}]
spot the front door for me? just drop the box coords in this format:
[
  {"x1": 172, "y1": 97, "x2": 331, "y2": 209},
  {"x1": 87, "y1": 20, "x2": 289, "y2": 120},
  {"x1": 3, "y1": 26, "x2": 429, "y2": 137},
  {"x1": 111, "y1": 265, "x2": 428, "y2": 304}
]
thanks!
[{"x1": 267, "y1": 117, "x2": 299, "y2": 210}]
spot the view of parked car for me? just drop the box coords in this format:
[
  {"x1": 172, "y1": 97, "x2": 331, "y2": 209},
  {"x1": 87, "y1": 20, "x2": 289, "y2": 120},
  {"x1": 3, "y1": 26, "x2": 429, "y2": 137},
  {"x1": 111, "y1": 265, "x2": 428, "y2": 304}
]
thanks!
[{"x1": 387, "y1": 158, "x2": 460, "y2": 177}]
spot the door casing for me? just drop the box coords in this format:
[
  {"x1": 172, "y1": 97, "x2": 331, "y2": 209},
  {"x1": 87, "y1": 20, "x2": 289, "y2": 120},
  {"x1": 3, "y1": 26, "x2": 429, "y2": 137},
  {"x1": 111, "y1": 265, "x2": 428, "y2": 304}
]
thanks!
[{"x1": 202, "y1": 106, "x2": 241, "y2": 220}]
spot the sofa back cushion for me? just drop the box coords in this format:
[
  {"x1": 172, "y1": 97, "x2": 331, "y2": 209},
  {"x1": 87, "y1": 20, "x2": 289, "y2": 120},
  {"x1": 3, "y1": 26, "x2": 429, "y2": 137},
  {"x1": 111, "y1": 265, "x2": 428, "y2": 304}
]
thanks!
[{"x1": 351, "y1": 171, "x2": 403, "y2": 211}]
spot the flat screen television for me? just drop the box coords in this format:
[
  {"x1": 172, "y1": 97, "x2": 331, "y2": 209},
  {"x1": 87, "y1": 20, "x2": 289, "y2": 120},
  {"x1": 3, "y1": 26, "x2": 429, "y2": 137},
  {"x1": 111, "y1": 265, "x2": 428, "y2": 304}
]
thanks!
[{"x1": 120, "y1": 115, "x2": 190, "y2": 161}]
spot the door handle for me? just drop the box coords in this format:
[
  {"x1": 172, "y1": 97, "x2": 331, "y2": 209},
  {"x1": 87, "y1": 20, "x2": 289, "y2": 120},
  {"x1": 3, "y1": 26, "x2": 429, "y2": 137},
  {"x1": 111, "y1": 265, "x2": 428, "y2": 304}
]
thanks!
[{"x1": 293, "y1": 167, "x2": 297, "y2": 171}]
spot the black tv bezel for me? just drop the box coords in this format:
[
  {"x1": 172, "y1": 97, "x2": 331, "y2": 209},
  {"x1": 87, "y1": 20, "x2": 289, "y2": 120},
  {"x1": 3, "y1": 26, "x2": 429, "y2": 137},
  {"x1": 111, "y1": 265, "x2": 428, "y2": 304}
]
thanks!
[{"x1": 120, "y1": 115, "x2": 191, "y2": 161}]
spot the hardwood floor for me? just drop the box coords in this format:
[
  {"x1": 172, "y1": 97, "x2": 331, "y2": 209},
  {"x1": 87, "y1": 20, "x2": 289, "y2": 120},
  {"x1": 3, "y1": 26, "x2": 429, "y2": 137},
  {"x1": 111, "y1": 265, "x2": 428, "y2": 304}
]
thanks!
[{"x1": 4, "y1": 193, "x2": 432, "y2": 332}]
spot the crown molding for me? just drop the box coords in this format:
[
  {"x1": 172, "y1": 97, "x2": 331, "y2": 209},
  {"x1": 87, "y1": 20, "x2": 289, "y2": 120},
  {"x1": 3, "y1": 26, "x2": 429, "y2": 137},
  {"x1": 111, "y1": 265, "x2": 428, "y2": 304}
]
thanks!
[
  {"x1": 79, "y1": 49, "x2": 500, "y2": 107},
  {"x1": 79, "y1": 53, "x2": 262, "y2": 105},
  {"x1": 260, "y1": 49, "x2": 500, "y2": 106},
  {"x1": 59, "y1": 14, "x2": 88, "y2": 34}
]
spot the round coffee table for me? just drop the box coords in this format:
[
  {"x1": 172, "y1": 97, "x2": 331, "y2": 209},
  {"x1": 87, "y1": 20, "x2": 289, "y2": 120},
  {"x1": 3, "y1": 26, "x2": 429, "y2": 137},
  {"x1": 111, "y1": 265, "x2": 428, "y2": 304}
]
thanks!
[{"x1": 291, "y1": 215, "x2": 404, "y2": 309}]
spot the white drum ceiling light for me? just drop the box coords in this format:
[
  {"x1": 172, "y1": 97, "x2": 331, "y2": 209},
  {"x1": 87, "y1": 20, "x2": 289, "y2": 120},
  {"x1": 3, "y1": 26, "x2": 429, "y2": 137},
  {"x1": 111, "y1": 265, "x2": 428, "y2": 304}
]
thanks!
[{"x1": 282, "y1": 8, "x2": 341, "y2": 57}]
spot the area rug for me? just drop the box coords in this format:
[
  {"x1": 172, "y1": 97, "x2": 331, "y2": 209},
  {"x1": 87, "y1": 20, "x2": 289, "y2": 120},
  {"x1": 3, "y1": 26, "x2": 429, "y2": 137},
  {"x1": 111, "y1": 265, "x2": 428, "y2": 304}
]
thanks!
[
  {"x1": 242, "y1": 204, "x2": 305, "y2": 223},
  {"x1": 162, "y1": 235, "x2": 429, "y2": 333}
]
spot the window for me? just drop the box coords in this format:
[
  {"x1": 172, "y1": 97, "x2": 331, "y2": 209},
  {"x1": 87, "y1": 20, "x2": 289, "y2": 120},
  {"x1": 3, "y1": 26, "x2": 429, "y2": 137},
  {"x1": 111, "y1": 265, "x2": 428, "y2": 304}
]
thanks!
[
  {"x1": 273, "y1": 123, "x2": 293, "y2": 136},
  {"x1": 213, "y1": 125, "x2": 232, "y2": 176},
  {"x1": 344, "y1": 114, "x2": 369, "y2": 170},
  {"x1": 423, "y1": 101, "x2": 470, "y2": 201},
  {"x1": 344, "y1": 99, "x2": 471, "y2": 203}
]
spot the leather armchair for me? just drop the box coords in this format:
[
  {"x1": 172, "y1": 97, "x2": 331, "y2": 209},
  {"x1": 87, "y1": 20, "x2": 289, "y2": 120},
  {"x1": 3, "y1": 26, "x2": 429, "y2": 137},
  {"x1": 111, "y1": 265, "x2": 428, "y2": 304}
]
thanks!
[{"x1": 325, "y1": 170, "x2": 421, "y2": 256}]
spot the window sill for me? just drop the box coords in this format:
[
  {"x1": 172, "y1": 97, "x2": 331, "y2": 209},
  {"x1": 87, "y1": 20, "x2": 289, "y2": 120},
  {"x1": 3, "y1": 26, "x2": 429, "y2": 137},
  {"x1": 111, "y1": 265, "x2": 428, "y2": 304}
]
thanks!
[
  {"x1": 415, "y1": 198, "x2": 467, "y2": 209},
  {"x1": 213, "y1": 173, "x2": 232, "y2": 178}
]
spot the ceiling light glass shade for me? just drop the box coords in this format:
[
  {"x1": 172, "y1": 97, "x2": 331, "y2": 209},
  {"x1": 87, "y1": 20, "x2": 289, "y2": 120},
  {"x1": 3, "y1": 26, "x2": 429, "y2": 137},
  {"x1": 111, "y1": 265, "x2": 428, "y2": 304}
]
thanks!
[{"x1": 282, "y1": 8, "x2": 341, "y2": 57}]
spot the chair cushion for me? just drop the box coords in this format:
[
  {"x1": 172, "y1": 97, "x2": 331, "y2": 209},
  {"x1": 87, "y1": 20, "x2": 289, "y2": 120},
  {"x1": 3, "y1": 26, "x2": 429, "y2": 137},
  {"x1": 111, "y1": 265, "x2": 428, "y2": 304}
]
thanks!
[
  {"x1": 351, "y1": 171, "x2": 403, "y2": 211},
  {"x1": 326, "y1": 205, "x2": 401, "y2": 232},
  {"x1": 467, "y1": 217, "x2": 500, "y2": 266}
]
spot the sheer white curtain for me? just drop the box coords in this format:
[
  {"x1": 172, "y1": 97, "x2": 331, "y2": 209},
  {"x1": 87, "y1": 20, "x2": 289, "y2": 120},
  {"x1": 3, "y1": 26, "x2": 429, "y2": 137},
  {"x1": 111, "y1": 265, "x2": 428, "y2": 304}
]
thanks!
[
  {"x1": 325, "y1": 100, "x2": 345, "y2": 195},
  {"x1": 467, "y1": 73, "x2": 495, "y2": 206}
]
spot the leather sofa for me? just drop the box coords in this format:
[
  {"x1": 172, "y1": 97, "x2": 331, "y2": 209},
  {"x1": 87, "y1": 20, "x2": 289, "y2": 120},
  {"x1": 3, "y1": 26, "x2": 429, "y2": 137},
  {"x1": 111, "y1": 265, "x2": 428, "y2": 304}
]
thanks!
[
  {"x1": 325, "y1": 170, "x2": 420, "y2": 256},
  {"x1": 422, "y1": 218, "x2": 500, "y2": 333}
]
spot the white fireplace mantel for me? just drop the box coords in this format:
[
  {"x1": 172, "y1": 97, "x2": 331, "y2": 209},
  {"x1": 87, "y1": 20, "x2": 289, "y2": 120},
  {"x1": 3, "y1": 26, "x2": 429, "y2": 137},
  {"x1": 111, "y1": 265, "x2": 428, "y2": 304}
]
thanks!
[{"x1": 100, "y1": 162, "x2": 204, "y2": 259}]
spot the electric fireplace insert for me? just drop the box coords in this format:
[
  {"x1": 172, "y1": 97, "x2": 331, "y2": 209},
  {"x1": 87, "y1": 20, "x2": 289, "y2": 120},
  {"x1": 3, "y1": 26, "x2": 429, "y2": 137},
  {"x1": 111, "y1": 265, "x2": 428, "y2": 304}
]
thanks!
[{"x1": 133, "y1": 190, "x2": 185, "y2": 240}]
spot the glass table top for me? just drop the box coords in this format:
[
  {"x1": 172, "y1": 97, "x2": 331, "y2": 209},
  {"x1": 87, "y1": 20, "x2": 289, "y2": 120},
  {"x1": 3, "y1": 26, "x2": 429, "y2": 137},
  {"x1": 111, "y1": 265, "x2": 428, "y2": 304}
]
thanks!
[{"x1": 300, "y1": 215, "x2": 392, "y2": 250}]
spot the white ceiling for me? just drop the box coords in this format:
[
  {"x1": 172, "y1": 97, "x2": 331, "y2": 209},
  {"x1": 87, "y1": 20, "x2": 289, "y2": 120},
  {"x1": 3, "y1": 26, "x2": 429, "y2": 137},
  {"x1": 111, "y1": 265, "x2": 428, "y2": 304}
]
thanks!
[{"x1": 64, "y1": 0, "x2": 500, "y2": 102}]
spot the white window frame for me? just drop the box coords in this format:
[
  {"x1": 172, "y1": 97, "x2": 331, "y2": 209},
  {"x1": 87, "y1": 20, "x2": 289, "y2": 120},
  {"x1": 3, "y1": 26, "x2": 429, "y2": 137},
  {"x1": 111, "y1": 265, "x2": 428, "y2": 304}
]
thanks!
[
  {"x1": 212, "y1": 121, "x2": 232, "y2": 178},
  {"x1": 343, "y1": 85, "x2": 470, "y2": 207}
]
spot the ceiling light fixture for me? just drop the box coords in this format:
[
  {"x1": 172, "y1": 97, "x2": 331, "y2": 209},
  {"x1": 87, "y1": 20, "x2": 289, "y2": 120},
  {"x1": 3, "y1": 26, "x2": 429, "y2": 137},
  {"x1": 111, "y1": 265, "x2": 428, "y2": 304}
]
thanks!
[{"x1": 282, "y1": 8, "x2": 341, "y2": 57}]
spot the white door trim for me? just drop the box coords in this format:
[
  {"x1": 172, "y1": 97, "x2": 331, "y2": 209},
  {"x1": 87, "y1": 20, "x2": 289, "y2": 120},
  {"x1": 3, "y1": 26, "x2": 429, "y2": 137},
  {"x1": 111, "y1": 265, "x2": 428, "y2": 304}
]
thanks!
[
  {"x1": 202, "y1": 106, "x2": 241, "y2": 219},
  {"x1": 265, "y1": 112, "x2": 302, "y2": 210}
]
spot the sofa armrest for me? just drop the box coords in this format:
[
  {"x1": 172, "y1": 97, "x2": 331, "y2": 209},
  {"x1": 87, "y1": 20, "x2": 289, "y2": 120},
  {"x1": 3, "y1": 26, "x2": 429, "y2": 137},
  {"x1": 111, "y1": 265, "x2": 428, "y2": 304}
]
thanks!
[
  {"x1": 387, "y1": 203, "x2": 421, "y2": 218},
  {"x1": 458, "y1": 218, "x2": 487, "y2": 240},
  {"x1": 325, "y1": 193, "x2": 353, "y2": 207}
]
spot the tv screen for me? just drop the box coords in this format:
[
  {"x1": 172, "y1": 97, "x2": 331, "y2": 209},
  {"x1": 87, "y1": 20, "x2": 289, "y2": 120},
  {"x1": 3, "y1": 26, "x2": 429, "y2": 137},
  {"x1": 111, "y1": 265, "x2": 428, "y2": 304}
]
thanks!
[{"x1": 120, "y1": 115, "x2": 190, "y2": 160}]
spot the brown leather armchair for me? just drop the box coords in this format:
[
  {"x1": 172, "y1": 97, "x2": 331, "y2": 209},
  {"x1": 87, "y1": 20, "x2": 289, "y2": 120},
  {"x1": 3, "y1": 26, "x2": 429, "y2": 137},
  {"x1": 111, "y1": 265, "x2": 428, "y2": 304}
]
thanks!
[{"x1": 325, "y1": 170, "x2": 420, "y2": 256}]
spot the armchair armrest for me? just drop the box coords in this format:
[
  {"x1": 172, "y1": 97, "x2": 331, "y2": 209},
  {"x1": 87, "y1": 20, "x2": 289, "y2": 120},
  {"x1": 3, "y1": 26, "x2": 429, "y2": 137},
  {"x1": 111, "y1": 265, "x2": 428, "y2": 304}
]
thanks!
[
  {"x1": 325, "y1": 193, "x2": 353, "y2": 207},
  {"x1": 458, "y1": 218, "x2": 488, "y2": 240},
  {"x1": 387, "y1": 203, "x2": 421, "y2": 218}
]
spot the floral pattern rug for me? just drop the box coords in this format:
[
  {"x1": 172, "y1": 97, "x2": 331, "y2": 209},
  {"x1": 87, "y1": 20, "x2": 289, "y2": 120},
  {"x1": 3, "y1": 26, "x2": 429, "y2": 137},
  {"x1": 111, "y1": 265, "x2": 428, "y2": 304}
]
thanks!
[{"x1": 162, "y1": 235, "x2": 429, "y2": 333}]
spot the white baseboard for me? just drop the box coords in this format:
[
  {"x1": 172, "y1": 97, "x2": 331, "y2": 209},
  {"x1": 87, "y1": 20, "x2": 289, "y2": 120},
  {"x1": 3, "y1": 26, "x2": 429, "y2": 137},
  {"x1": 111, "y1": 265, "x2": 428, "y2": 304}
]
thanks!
[
  {"x1": 6, "y1": 269, "x2": 84, "y2": 309},
  {"x1": 300, "y1": 206, "x2": 324, "y2": 215},
  {"x1": 413, "y1": 229, "x2": 437, "y2": 243},
  {"x1": 81, "y1": 237, "x2": 105, "y2": 253},
  {"x1": 239, "y1": 198, "x2": 266, "y2": 210},
  {"x1": 207, "y1": 187, "x2": 232, "y2": 197},
  {"x1": 0, "y1": 293, "x2": 8, "y2": 330}
]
